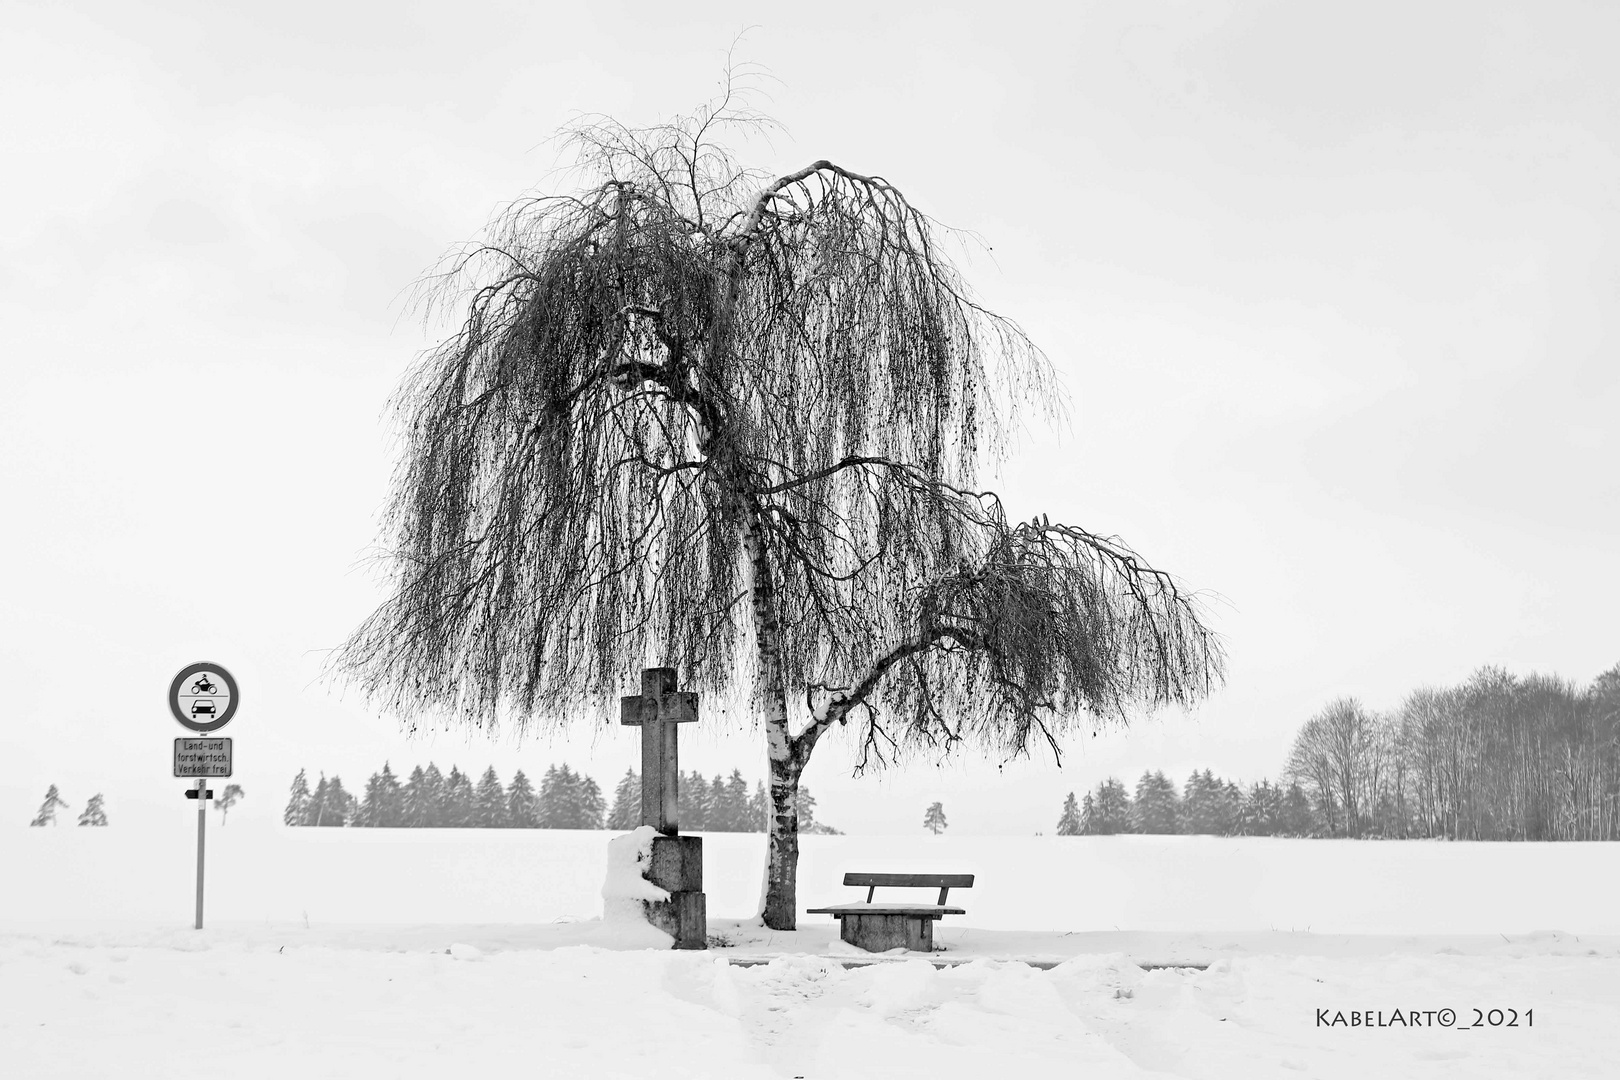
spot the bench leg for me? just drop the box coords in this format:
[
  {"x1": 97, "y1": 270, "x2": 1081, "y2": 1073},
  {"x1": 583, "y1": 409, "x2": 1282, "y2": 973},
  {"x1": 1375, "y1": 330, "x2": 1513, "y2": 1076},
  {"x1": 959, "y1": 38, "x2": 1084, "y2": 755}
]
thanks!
[{"x1": 839, "y1": 913, "x2": 936, "y2": 953}]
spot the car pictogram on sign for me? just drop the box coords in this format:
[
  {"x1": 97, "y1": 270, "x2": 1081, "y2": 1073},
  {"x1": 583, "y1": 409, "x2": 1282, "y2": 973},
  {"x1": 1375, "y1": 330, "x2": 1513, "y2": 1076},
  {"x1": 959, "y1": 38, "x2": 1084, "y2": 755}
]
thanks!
[{"x1": 191, "y1": 700, "x2": 216, "y2": 717}]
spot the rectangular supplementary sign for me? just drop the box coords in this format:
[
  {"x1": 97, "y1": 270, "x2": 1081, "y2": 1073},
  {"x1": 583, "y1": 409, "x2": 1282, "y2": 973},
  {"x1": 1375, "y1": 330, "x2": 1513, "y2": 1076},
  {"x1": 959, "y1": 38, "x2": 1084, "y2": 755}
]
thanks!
[{"x1": 174, "y1": 737, "x2": 232, "y2": 778}]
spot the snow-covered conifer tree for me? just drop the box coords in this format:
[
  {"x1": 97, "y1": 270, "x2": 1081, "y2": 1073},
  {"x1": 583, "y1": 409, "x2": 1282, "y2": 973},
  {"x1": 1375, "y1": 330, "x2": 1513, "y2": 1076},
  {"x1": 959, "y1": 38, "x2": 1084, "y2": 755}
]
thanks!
[
  {"x1": 1182, "y1": 769, "x2": 1238, "y2": 835},
  {"x1": 577, "y1": 773, "x2": 606, "y2": 829},
  {"x1": 1219, "y1": 779, "x2": 1243, "y2": 835},
  {"x1": 1078, "y1": 792, "x2": 1097, "y2": 834},
  {"x1": 791, "y1": 784, "x2": 817, "y2": 831},
  {"x1": 421, "y1": 764, "x2": 447, "y2": 826},
  {"x1": 1132, "y1": 770, "x2": 1180, "y2": 833},
  {"x1": 30, "y1": 785, "x2": 70, "y2": 827},
  {"x1": 315, "y1": 775, "x2": 353, "y2": 827},
  {"x1": 725, "y1": 770, "x2": 752, "y2": 831},
  {"x1": 377, "y1": 763, "x2": 403, "y2": 826},
  {"x1": 309, "y1": 775, "x2": 330, "y2": 826},
  {"x1": 1056, "y1": 791, "x2": 1082, "y2": 835},
  {"x1": 1181, "y1": 771, "x2": 1212, "y2": 833},
  {"x1": 1239, "y1": 780, "x2": 1281, "y2": 836},
  {"x1": 77, "y1": 792, "x2": 109, "y2": 827},
  {"x1": 400, "y1": 765, "x2": 428, "y2": 826},
  {"x1": 703, "y1": 770, "x2": 725, "y2": 828},
  {"x1": 1280, "y1": 782, "x2": 1317, "y2": 836},
  {"x1": 443, "y1": 766, "x2": 473, "y2": 826},
  {"x1": 678, "y1": 770, "x2": 710, "y2": 830},
  {"x1": 748, "y1": 781, "x2": 768, "y2": 831},
  {"x1": 506, "y1": 769, "x2": 540, "y2": 828},
  {"x1": 474, "y1": 766, "x2": 509, "y2": 827},
  {"x1": 1088, "y1": 778, "x2": 1132, "y2": 834},
  {"x1": 536, "y1": 765, "x2": 563, "y2": 828},
  {"x1": 285, "y1": 769, "x2": 311, "y2": 826},
  {"x1": 606, "y1": 769, "x2": 640, "y2": 830},
  {"x1": 356, "y1": 771, "x2": 384, "y2": 827}
]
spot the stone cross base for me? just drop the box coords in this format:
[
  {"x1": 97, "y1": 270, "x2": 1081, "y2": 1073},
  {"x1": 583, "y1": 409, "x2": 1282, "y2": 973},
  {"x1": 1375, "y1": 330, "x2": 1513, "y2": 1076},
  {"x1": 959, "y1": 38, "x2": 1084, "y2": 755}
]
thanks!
[
  {"x1": 645, "y1": 892, "x2": 707, "y2": 949},
  {"x1": 644, "y1": 835, "x2": 707, "y2": 950}
]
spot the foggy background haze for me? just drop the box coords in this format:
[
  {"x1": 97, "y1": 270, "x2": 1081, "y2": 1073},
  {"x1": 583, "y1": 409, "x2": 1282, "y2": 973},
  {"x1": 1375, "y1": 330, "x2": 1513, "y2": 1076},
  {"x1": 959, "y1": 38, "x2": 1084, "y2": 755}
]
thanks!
[{"x1": 4, "y1": 0, "x2": 1615, "y2": 835}]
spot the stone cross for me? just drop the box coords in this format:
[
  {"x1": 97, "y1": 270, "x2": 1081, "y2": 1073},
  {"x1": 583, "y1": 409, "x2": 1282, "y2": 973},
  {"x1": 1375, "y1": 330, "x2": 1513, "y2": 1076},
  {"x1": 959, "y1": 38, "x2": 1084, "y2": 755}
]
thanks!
[{"x1": 620, "y1": 667, "x2": 699, "y2": 836}]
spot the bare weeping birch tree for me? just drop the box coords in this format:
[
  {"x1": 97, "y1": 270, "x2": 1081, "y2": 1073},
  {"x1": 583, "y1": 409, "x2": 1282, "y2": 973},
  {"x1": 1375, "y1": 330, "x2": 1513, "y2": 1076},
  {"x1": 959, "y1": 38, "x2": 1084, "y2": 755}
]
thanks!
[{"x1": 333, "y1": 79, "x2": 1225, "y2": 929}]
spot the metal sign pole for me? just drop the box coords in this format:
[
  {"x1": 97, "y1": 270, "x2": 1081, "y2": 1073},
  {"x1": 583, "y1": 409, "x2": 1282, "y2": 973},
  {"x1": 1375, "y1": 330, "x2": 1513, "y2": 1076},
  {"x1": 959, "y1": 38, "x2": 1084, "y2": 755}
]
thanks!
[
  {"x1": 195, "y1": 776, "x2": 207, "y2": 930},
  {"x1": 169, "y1": 663, "x2": 237, "y2": 932}
]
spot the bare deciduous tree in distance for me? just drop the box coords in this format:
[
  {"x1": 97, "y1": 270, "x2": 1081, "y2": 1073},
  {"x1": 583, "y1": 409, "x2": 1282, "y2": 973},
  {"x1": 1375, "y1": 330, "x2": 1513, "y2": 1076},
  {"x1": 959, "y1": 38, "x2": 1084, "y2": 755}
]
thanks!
[
  {"x1": 216, "y1": 784, "x2": 244, "y2": 826},
  {"x1": 1286, "y1": 696, "x2": 1385, "y2": 837},
  {"x1": 331, "y1": 70, "x2": 1225, "y2": 930}
]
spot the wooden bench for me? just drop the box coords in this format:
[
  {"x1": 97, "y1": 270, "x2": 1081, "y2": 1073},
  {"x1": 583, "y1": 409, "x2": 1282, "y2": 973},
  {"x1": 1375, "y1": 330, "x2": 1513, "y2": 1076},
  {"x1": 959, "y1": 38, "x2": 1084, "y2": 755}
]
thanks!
[{"x1": 806, "y1": 872, "x2": 974, "y2": 952}]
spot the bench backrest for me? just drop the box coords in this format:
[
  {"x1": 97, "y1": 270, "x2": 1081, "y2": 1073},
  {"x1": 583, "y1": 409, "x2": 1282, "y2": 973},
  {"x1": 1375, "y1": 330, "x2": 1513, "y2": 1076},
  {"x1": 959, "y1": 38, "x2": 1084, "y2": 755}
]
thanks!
[{"x1": 843, "y1": 872, "x2": 974, "y2": 905}]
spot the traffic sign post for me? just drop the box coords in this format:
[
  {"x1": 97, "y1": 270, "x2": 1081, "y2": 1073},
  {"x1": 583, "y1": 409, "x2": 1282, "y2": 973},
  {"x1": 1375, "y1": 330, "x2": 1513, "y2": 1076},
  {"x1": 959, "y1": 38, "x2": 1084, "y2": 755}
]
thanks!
[
  {"x1": 169, "y1": 663, "x2": 238, "y2": 930},
  {"x1": 194, "y1": 777, "x2": 207, "y2": 929}
]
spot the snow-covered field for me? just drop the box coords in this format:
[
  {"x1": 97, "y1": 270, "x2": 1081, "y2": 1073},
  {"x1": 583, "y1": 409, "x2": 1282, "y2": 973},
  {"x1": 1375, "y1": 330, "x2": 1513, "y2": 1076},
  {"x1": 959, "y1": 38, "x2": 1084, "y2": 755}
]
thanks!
[{"x1": 7, "y1": 825, "x2": 1620, "y2": 1078}]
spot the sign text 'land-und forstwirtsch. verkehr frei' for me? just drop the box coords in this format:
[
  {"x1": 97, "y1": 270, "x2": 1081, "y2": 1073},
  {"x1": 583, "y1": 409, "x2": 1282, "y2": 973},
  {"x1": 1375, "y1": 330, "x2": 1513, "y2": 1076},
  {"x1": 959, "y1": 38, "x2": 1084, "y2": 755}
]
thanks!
[{"x1": 174, "y1": 737, "x2": 233, "y2": 777}]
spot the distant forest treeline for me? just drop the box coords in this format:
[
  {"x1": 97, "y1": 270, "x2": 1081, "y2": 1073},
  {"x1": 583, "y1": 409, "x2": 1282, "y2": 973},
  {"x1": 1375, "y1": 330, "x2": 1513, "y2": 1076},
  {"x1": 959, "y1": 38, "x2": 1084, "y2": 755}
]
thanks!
[
  {"x1": 1058, "y1": 772, "x2": 1315, "y2": 837},
  {"x1": 1063, "y1": 663, "x2": 1620, "y2": 840},
  {"x1": 284, "y1": 763, "x2": 840, "y2": 833}
]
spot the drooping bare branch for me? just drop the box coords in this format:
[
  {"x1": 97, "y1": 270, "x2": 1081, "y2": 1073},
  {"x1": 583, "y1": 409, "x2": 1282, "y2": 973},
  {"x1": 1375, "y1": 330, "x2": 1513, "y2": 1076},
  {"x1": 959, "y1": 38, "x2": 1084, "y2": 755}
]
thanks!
[{"x1": 806, "y1": 507, "x2": 1226, "y2": 771}]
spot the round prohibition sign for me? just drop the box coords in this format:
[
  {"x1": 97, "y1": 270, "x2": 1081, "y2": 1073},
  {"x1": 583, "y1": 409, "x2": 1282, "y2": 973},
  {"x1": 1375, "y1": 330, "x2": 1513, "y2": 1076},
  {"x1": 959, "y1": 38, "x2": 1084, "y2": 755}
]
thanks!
[{"x1": 169, "y1": 662, "x2": 239, "y2": 733}]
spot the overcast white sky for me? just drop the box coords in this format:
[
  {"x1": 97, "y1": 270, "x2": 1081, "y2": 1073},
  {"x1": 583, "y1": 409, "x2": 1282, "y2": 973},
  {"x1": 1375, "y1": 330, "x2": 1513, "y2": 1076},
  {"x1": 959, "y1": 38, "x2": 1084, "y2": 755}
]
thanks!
[{"x1": 3, "y1": 1, "x2": 1616, "y2": 836}]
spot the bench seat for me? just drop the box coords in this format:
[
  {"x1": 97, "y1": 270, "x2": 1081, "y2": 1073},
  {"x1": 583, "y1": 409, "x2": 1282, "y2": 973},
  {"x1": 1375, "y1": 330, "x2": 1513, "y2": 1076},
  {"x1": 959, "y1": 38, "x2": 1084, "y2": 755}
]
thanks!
[{"x1": 806, "y1": 904, "x2": 966, "y2": 917}]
